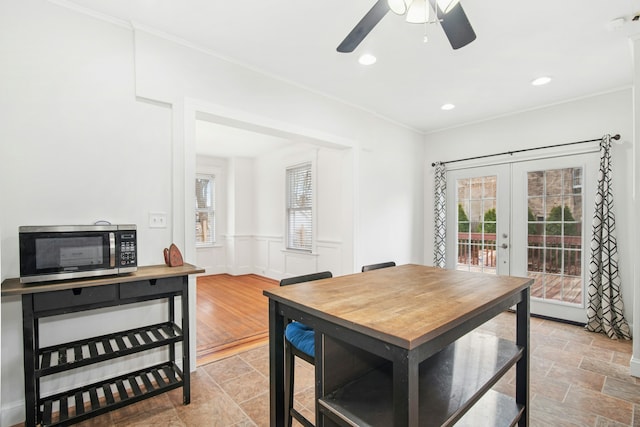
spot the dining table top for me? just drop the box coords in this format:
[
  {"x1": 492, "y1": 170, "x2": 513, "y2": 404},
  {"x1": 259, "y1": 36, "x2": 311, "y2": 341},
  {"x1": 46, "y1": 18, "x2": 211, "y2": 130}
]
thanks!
[{"x1": 264, "y1": 264, "x2": 532, "y2": 350}]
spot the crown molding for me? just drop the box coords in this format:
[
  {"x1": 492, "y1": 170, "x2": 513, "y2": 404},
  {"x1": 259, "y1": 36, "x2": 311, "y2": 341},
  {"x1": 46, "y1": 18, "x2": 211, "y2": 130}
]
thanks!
[{"x1": 47, "y1": 0, "x2": 131, "y2": 29}]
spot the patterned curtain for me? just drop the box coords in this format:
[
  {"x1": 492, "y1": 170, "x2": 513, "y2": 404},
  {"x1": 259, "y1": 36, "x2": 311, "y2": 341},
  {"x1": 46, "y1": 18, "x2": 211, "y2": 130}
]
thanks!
[
  {"x1": 585, "y1": 135, "x2": 631, "y2": 339},
  {"x1": 433, "y1": 162, "x2": 447, "y2": 268}
]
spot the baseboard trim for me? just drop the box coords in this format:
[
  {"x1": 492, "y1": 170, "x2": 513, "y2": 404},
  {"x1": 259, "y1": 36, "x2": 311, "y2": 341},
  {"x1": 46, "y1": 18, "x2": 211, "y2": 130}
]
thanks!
[{"x1": 1, "y1": 399, "x2": 24, "y2": 427}]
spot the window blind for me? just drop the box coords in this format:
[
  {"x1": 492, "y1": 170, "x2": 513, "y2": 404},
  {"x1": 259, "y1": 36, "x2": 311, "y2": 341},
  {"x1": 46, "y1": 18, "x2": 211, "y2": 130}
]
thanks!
[{"x1": 286, "y1": 164, "x2": 312, "y2": 251}]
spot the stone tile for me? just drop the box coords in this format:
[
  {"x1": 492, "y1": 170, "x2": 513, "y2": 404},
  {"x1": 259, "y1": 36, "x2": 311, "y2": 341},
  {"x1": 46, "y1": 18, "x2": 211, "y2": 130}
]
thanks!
[
  {"x1": 530, "y1": 372, "x2": 571, "y2": 402},
  {"x1": 108, "y1": 393, "x2": 174, "y2": 425},
  {"x1": 530, "y1": 395, "x2": 598, "y2": 427},
  {"x1": 563, "y1": 385, "x2": 633, "y2": 425},
  {"x1": 549, "y1": 326, "x2": 595, "y2": 346},
  {"x1": 530, "y1": 334, "x2": 569, "y2": 353},
  {"x1": 74, "y1": 414, "x2": 113, "y2": 426},
  {"x1": 590, "y1": 333, "x2": 633, "y2": 353},
  {"x1": 238, "y1": 344, "x2": 269, "y2": 362},
  {"x1": 595, "y1": 416, "x2": 631, "y2": 426},
  {"x1": 530, "y1": 355, "x2": 555, "y2": 377},
  {"x1": 167, "y1": 369, "x2": 227, "y2": 406},
  {"x1": 580, "y1": 357, "x2": 635, "y2": 384},
  {"x1": 201, "y1": 355, "x2": 255, "y2": 384},
  {"x1": 219, "y1": 369, "x2": 270, "y2": 403},
  {"x1": 294, "y1": 385, "x2": 316, "y2": 413},
  {"x1": 173, "y1": 396, "x2": 249, "y2": 426},
  {"x1": 532, "y1": 344, "x2": 584, "y2": 368},
  {"x1": 244, "y1": 353, "x2": 270, "y2": 378},
  {"x1": 546, "y1": 364, "x2": 606, "y2": 392},
  {"x1": 563, "y1": 341, "x2": 615, "y2": 363},
  {"x1": 612, "y1": 351, "x2": 632, "y2": 366},
  {"x1": 239, "y1": 392, "x2": 270, "y2": 427},
  {"x1": 111, "y1": 404, "x2": 185, "y2": 427},
  {"x1": 292, "y1": 362, "x2": 314, "y2": 395},
  {"x1": 603, "y1": 377, "x2": 640, "y2": 405}
]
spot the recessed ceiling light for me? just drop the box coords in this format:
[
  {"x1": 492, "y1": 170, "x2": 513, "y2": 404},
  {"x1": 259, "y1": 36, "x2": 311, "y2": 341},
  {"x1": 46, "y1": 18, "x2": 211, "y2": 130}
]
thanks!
[
  {"x1": 531, "y1": 76, "x2": 552, "y2": 86},
  {"x1": 358, "y1": 53, "x2": 377, "y2": 65},
  {"x1": 441, "y1": 103, "x2": 455, "y2": 111}
]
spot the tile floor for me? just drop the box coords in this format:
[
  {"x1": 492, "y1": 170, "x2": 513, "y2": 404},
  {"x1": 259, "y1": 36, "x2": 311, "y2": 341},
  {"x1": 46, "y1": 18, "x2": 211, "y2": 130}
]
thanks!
[{"x1": 18, "y1": 312, "x2": 640, "y2": 426}]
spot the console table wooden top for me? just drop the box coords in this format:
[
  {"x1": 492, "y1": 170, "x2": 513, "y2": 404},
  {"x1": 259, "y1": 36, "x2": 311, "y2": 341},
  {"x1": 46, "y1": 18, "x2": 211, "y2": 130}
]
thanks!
[
  {"x1": 1, "y1": 263, "x2": 204, "y2": 296},
  {"x1": 264, "y1": 263, "x2": 532, "y2": 350}
]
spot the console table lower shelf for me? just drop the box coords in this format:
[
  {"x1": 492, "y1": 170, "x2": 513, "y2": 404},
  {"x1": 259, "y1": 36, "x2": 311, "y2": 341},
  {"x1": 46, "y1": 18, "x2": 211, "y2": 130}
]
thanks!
[
  {"x1": 318, "y1": 332, "x2": 525, "y2": 427},
  {"x1": 39, "y1": 362, "x2": 184, "y2": 426}
]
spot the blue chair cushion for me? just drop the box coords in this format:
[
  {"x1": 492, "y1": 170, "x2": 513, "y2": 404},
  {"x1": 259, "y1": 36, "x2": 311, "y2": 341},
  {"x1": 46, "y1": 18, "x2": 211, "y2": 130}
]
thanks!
[{"x1": 284, "y1": 322, "x2": 315, "y2": 357}]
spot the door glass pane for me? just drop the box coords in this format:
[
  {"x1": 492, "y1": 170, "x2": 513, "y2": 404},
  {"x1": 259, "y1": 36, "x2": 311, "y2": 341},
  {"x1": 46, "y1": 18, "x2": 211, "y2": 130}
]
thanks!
[
  {"x1": 527, "y1": 167, "x2": 583, "y2": 305},
  {"x1": 456, "y1": 175, "x2": 498, "y2": 274}
]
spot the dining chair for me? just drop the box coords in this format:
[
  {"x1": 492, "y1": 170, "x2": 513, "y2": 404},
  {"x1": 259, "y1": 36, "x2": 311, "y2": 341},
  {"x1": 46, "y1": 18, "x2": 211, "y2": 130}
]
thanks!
[
  {"x1": 361, "y1": 261, "x2": 396, "y2": 272},
  {"x1": 280, "y1": 271, "x2": 333, "y2": 427}
]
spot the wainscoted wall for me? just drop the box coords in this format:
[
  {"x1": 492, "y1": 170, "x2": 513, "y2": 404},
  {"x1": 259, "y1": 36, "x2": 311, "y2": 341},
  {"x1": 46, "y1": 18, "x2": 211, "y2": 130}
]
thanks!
[{"x1": 197, "y1": 235, "x2": 343, "y2": 280}]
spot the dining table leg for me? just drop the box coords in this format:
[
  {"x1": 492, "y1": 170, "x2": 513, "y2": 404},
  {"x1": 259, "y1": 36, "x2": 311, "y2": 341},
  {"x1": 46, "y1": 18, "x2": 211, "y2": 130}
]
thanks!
[
  {"x1": 516, "y1": 287, "x2": 530, "y2": 426},
  {"x1": 392, "y1": 352, "x2": 420, "y2": 426}
]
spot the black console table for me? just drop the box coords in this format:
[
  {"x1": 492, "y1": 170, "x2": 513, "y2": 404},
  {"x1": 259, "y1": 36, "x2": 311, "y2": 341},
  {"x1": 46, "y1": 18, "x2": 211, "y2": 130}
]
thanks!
[{"x1": 1, "y1": 263, "x2": 204, "y2": 427}]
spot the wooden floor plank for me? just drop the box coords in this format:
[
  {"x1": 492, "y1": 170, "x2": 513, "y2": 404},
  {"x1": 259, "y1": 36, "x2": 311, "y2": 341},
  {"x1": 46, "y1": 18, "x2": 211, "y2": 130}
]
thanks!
[{"x1": 196, "y1": 274, "x2": 278, "y2": 363}]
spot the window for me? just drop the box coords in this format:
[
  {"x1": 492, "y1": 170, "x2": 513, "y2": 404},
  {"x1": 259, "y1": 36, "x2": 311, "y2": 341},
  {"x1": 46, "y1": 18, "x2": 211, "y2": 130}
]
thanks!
[
  {"x1": 286, "y1": 163, "x2": 312, "y2": 251},
  {"x1": 527, "y1": 167, "x2": 583, "y2": 305},
  {"x1": 195, "y1": 174, "x2": 215, "y2": 246},
  {"x1": 572, "y1": 168, "x2": 582, "y2": 194}
]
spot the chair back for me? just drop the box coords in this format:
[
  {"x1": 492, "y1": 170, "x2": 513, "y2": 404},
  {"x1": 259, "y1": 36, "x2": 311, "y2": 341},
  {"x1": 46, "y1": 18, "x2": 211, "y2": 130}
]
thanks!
[
  {"x1": 280, "y1": 271, "x2": 333, "y2": 287},
  {"x1": 361, "y1": 261, "x2": 396, "y2": 272}
]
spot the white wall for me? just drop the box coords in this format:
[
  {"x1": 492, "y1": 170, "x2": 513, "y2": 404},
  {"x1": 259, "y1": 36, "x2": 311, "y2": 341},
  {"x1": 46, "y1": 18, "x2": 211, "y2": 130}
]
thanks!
[
  {"x1": 423, "y1": 88, "x2": 634, "y2": 329},
  {"x1": 0, "y1": 1, "x2": 424, "y2": 424}
]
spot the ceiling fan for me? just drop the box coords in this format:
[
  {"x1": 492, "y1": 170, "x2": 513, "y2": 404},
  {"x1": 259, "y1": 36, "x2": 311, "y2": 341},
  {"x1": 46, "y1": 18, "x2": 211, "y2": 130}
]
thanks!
[{"x1": 337, "y1": 0, "x2": 476, "y2": 53}]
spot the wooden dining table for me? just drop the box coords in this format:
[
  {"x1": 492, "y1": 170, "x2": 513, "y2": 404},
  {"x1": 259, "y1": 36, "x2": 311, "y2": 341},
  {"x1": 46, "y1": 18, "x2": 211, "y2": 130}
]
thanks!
[{"x1": 264, "y1": 264, "x2": 532, "y2": 427}]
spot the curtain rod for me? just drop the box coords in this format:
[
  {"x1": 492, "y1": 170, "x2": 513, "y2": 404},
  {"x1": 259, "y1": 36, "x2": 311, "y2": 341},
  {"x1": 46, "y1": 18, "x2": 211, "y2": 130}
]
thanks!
[{"x1": 430, "y1": 134, "x2": 620, "y2": 167}]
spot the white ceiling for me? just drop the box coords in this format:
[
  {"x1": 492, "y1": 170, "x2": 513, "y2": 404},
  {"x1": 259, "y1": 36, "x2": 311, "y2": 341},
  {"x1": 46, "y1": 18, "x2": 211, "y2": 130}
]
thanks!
[
  {"x1": 62, "y1": 0, "x2": 640, "y2": 155},
  {"x1": 196, "y1": 121, "x2": 293, "y2": 158}
]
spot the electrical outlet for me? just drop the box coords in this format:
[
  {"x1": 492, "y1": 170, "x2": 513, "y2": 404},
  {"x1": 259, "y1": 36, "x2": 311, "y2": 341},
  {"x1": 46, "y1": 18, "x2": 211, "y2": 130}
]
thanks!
[{"x1": 149, "y1": 212, "x2": 168, "y2": 229}]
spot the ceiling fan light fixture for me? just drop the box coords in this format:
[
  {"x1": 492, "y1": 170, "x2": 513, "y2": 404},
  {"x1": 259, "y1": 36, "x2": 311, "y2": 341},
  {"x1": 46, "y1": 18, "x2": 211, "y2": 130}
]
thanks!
[
  {"x1": 436, "y1": 0, "x2": 460, "y2": 14},
  {"x1": 406, "y1": 0, "x2": 430, "y2": 24},
  {"x1": 388, "y1": 0, "x2": 410, "y2": 15},
  {"x1": 531, "y1": 76, "x2": 552, "y2": 86}
]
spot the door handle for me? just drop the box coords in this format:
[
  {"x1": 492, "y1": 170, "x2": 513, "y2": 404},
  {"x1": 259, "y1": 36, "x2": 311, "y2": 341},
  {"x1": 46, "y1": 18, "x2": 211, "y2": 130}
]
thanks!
[{"x1": 501, "y1": 243, "x2": 508, "y2": 249}]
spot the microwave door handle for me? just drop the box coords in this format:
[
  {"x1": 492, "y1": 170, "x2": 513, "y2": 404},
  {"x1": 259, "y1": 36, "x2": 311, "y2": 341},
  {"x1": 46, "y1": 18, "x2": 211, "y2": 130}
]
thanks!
[{"x1": 109, "y1": 232, "x2": 116, "y2": 268}]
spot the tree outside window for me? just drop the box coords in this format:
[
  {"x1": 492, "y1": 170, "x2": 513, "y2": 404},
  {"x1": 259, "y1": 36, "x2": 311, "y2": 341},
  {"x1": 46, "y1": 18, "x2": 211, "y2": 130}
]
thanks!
[{"x1": 196, "y1": 175, "x2": 215, "y2": 246}]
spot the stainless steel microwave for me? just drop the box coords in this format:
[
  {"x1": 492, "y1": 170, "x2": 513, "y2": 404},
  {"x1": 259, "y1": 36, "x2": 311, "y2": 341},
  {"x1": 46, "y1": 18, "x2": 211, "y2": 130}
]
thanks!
[{"x1": 19, "y1": 224, "x2": 137, "y2": 283}]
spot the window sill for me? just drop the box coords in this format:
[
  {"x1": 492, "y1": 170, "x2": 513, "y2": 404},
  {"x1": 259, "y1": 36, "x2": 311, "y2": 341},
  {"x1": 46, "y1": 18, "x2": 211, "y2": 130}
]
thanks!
[
  {"x1": 196, "y1": 243, "x2": 222, "y2": 249},
  {"x1": 281, "y1": 249, "x2": 319, "y2": 257}
]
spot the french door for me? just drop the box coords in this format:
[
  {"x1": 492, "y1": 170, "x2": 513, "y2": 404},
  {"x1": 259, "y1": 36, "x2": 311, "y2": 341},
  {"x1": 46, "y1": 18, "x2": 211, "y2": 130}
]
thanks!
[
  {"x1": 446, "y1": 165, "x2": 511, "y2": 276},
  {"x1": 446, "y1": 153, "x2": 598, "y2": 323}
]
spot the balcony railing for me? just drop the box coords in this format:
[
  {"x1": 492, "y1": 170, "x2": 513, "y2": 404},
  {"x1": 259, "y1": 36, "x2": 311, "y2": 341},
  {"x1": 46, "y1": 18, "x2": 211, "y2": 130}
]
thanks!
[{"x1": 457, "y1": 233, "x2": 582, "y2": 275}]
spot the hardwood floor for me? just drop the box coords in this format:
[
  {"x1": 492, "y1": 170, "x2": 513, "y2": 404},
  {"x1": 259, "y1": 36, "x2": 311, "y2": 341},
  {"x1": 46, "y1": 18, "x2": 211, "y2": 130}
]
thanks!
[{"x1": 196, "y1": 274, "x2": 278, "y2": 365}]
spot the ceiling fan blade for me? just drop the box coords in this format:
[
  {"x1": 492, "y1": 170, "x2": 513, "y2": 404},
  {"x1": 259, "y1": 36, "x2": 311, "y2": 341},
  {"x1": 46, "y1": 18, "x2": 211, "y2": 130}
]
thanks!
[
  {"x1": 337, "y1": 0, "x2": 389, "y2": 53},
  {"x1": 434, "y1": 1, "x2": 476, "y2": 50}
]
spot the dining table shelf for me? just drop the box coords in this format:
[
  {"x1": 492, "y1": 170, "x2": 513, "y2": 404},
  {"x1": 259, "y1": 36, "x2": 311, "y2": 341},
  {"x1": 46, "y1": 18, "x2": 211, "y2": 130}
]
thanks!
[{"x1": 318, "y1": 331, "x2": 524, "y2": 426}]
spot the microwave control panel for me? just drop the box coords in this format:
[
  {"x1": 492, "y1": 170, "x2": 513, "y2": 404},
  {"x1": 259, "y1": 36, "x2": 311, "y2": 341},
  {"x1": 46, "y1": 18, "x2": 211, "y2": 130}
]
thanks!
[{"x1": 118, "y1": 231, "x2": 137, "y2": 267}]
